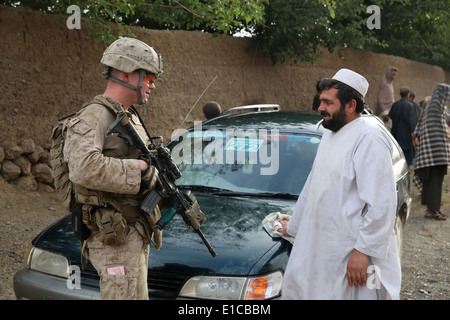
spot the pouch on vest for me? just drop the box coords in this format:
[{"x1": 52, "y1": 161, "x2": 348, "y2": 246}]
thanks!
[
  {"x1": 81, "y1": 204, "x2": 99, "y2": 232},
  {"x1": 71, "y1": 204, "x2": 91, "y2": 241},
  {"x1": 95, "y1": 207, "x2": 128, "y2": 246}
]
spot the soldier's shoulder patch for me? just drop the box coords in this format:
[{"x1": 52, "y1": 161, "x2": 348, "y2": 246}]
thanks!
[{"x1": 66, "y1": 116, "x2": 81, "y2": 128}]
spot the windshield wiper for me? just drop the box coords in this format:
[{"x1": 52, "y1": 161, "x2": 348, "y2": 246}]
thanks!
[
  {"x1": 254, "y1": 192, "x2": 298, "y2": 199},
  {"x1": 216, "y1": 191, "x2": 298, "y2": 199},
  {"x1": 180, "y1": 185, "x2": 233, "y2": 194},
  {"x1": 181, "y1": 185, "x2": 298, "y2": 199}
]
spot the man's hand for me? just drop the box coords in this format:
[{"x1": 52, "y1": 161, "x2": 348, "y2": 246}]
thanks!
[
  {"x1": 346, "y1": 249, "x2": 370, "y2": 288},
  {"x1": 278, "y1": 220, "x2": 291, "y2": 237}
]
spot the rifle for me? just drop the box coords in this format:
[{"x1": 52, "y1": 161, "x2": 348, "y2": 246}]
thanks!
[{"x1": 106, "y1": 113, "x2": 216, "y2": 257}]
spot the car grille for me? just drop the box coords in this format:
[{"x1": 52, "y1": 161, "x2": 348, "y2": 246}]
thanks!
[
  {"x1": 69, "y1": 258, "x2": 188, "y2": 299},
  {"x1": 147, "y1": 271, "x2": 187, "y2": 299}
]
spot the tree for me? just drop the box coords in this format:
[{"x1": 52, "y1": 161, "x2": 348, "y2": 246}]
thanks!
[
  {"x1": 1, "y1": 0, "x2": 267, "y2": 44},
  {"x1": 364, "y1": 0, "x2": 450, "y2": 70},
  {"x1": 248, "y1": 0, "x2": 385, "y2": 64},
  {"x1": 249, "y1": 0, "x2": 449, "y2": 69}
]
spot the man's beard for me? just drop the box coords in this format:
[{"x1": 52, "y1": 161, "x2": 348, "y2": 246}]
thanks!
[{"x1": 321, "y1": 107, "x2": 347, "y2": 132}]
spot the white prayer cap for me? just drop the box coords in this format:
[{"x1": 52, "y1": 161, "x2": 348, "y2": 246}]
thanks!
[{"x1": 332, "y1": 68, "x2": 369, "y2": 98}]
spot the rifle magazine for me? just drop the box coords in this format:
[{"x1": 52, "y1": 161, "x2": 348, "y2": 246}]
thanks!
[{"x1": 140, "y1": 189, "x2": 163, "y2": 215}]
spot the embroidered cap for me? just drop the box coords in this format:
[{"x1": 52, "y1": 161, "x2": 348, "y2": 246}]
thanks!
[{"x1": 332, "y1": 68, "x2": 369, "y2": 98}]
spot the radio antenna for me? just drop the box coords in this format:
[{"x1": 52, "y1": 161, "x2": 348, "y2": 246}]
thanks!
[{"x1": 177, "y1": 75, "x2": 218, "y2": 130}]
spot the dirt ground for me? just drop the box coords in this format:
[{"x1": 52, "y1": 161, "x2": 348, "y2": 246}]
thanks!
[
  {"x1": 0, "y1": 171, "x2": 449, "y2": 300},
  {"x1": 399, "y1": 175, "x2": 450, "y2": 300}
]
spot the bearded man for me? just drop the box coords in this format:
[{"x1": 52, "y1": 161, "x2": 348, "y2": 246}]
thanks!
[{"x1": 279, "y1": 69, "x2": 401, "y2": 300}]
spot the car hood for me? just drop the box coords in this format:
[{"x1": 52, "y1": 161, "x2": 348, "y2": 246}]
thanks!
[
  {"x1": 32, "y1": 193, "x2": 294, "y2": 276},
  {"x1": 150, "y1": 193, "x2": 294, "y2": 275}
]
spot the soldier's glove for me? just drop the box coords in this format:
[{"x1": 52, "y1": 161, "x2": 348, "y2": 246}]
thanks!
[
  {"x1": 182, "y1": 190, "x2": 206, "y2": 229},
  {"x1": 139, "y1": 165, "x2": 159, "y2": 196}
]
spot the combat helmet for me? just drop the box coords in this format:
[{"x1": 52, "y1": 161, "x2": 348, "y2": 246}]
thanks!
[{"x1": 101, "y1": 37, "x2": 163, "y2": 104}]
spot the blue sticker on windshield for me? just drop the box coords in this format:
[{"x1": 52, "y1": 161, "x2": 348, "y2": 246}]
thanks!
[
  {"x1": 225, "y1": 138, "x2": 263, "y2": 152},
  {"x1": 288, "y1": 136, "x2": 320, "y2": 143}
]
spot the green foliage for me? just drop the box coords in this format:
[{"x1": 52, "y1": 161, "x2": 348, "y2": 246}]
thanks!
[
  {"x1": 2, "y1": 0, "x2": 139, "y2": 43},
  {"x1": 2, "y1": 0, "x2": 267, "y2": 44},
  {"x1": 365, "y1": 0, "x2": 450, "y2": 70},
  {"x1": 121, "y1": 0, "x2": 267, "y2": 35},
  {"x1": 248, "y1": 0, "x2": 386, "y2": 64},
  {"x1": 248, "y1": 0, "x2": 448, "y2": 69}
]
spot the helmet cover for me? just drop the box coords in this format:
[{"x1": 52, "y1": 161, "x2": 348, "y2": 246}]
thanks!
[{"x1": 101, "y1": 37, "x2": 163, "y2": 76}]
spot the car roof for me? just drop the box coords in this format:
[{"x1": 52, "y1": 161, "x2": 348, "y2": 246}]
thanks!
[
  {"x1": 201, "y1": 105, "x2": 385, "y2": 134},
  {"x1": 201, "y1": 105, "x2": 324, "y2": 134}
]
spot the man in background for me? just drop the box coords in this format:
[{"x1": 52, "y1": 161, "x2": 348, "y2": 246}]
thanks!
[
  {"x1": 376, "y1": 66, "x2": 398, "y2": 130},
  {"x1": 389, "y1": 86, "x2": 417, "y2": 170}
]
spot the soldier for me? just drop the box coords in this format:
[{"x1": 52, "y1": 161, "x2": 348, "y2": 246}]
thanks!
[{"x1": 64, "y1": 37, "x2": 163, "y2": 299}]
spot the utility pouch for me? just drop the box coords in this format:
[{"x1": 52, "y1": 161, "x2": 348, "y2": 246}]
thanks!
[
  {"x1": 95, "y1": 207, "x2": 128, "y2": 246},
  {"x1": 82, "y1": 205, "x2": 99, "y2": 232},
  {"x1": 71, "y1": 204, "x2": 91, "y2": 241}
]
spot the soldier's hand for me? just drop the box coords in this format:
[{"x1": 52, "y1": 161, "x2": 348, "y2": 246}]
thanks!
[
  {"x1": 182, "y1": 190, "x2": 206, "y2": 227},
  {"x1": 139, "y1": 165, "x2": 159, "y2": 196},
  {"x1": 139, "y1": 159, "x2": 149, "y2": 171}
]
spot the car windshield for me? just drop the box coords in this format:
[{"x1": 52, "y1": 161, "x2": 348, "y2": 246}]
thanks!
[{"x1": 169, "y1": 129, "x2": 321, "y2": 197}]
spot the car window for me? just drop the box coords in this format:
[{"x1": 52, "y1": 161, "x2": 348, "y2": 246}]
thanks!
[{"x1": 169, "y1": 129, "x2": 321, "y2": 196}]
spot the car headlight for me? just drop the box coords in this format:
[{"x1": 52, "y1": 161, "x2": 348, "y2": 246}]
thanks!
[
  {"x1": 179, "y1": 271, "x2": 283, "y2": 300},
  {"x1": 24, "y1": 246, "x2": 69, "y2": 278}
]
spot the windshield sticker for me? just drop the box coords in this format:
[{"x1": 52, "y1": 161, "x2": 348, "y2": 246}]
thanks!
[
  {"x1": 225, "y1": 138, "x2": 263, "y2": 152},
  {"x1": 287, "y1": 135, "x2": 321, "y2": 143}
]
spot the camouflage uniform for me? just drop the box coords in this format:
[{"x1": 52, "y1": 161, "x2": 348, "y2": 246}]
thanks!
[
  {"x1": 64, "y1": 95, "x2": 162, "y2": 300},
  {"x1": 63, "y1": 37, "x2": 163, "y2": 300},
  {"x1": 88, "y1": 222, "x2": 150, "y2": 299}
]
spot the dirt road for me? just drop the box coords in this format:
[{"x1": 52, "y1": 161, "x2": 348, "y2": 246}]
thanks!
[{"x1": 400, "y1": 175, "x2": 449, "y2": 299}]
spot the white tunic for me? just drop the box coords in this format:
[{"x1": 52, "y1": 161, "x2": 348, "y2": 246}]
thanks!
[{"x1": 282, "y1": 117, "x2": 401, "y2": 300}]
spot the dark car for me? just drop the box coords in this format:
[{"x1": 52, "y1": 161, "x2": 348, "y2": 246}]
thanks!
[{"x1": 13, "y1": 105, "x2": 411, "y2": 300}]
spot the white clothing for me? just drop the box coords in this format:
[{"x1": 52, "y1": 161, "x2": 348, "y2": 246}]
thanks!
[{"x1": 282, "y1": 117, "x2": 401, "y2": 300}]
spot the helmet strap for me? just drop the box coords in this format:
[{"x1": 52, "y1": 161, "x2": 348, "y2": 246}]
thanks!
[{"x1": 136, "y1": 69, "x2": 146, "y2": 105}]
